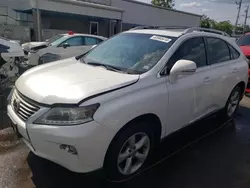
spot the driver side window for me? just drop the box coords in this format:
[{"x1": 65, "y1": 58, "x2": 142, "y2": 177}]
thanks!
[{"x1": 168, "y1": 37, "x2": 207, "y2": 70}]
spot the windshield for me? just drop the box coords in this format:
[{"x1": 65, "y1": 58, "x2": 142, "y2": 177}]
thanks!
[
  {"x1": 48, "y1": 35, "x2": 68, "y2": 46},
  {"x1": 237, "y1": 35, "x2": 250, "y2": 46},
  {"x1": 81, "y1": 33, "x2": 177, "y2": 74}
]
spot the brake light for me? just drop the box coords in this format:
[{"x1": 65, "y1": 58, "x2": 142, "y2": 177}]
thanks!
[{"x1": 68, "y1": 31, "x2": 74, "y2": 35}]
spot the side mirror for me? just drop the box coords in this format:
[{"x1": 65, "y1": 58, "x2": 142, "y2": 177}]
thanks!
[
  {"x1": 91, "y1": 44, "x2": 97, "y2": 49},
  {"x1": 169, "y1": 59, "x2": 196, "y2": 82},
  {"x1": 62, "y1": 43, "x2": 70, "y2": 48}
]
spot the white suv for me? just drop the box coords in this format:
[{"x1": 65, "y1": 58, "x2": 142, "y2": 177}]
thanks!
[{"x1": 7, "y1": 27, "x2": 248, "y2": 181}]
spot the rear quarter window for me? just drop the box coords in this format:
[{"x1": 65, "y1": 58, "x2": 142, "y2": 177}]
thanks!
[{"x1": 228, "y1": 44, "x2": 240, "y2": 59}]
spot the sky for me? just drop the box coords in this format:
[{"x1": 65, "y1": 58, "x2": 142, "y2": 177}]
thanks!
[{"x1": 138, "y1": 0, "x2": 250, "y2": 25}]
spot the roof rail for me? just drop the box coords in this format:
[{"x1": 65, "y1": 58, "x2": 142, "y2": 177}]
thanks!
[
  {"x1": 185, "y1": 27, "x2": 230, "y2": 37},
  {"x1": 129, "y1": 25, "x2": 190, "y2": 30}
]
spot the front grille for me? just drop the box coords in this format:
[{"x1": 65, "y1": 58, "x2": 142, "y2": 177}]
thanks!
[{"x1": 11, "y1": 90, "x2": 40, "y2": 122}]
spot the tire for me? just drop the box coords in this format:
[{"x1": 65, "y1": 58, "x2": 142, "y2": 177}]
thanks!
[
  {"x1": 224, "y1": 86, "x2": 241, "y2": 119},
  {"x1": 104, "y1": 120, "x2": 156, "y2": 181}
]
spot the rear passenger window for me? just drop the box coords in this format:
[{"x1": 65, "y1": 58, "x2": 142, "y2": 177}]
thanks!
[
  {"x1": 85, "y1": 37, "x2": 101, "y2": 45},
  {"x1": 206, "y1": 37, "x2": 230, "y2": 64},
  {"x1": 228, "y1": 45, "x2": 240, "y2": 59},
  {"x1": 168, "y1": 37, "x2": 207, "y2": 68}
]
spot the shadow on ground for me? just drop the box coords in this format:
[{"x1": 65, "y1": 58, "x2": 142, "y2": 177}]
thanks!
[{"x1": 27, "y1": 105, "x2": 250, "y2": 188}]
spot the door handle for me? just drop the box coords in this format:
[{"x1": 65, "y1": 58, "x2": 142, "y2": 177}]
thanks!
[{"x1": 203, "y1": 77, "x2": 210, "y2": 83}]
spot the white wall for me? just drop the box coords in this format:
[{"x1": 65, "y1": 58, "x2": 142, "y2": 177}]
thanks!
[
  {"x1": 112, "y1": 0, "x2": 201, "y2": 27},
  {"x1": 4, "y1": 0, "x2": 33, "y2": 10}
]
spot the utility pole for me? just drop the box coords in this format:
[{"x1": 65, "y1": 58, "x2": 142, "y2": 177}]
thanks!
[
  {"x1": 243, "y1": 5, "x2": 250, "y2": 33},
  {"x1": 36, "y1": 0, "x2": 41, "y2": 41},
  {"x1": 234, "y1": 0, "x2": 243, "y2": 35}
]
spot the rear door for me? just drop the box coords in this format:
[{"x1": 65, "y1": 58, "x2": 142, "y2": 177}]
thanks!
[
  {"x1": 205, "y1": 37, "x2": 241, "y2": 110},
  {"x1": 57, "y1": 36, "x2": 86, "y2": 58}
]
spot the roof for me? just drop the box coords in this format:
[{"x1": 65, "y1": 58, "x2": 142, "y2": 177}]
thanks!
[
  {"x1": 62, "y1": 33, "x2": 107, "y2": 40},
  {"x1": 126, "y1": 29, "x2": 184, "y2": 37},
  {"x1": 126, "y1": 27, "x2": 234, "y2": 40},
  {"x1": 122, "y1": 0, "x2": 202, "y2": 18}
]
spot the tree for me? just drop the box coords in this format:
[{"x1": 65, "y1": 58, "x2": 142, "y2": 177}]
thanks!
[
  {"x1": 201, "y1": 15, "x2": 211, "y2": 28},
  {"x1": 200, "y1": 15, "x2": 233, "y2": 35},
  {"x1": 151, "y1": 0, "x2": 174, "y2": 9}
]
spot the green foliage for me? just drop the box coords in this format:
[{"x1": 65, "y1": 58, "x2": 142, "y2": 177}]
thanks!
[
  {"x1": 201, "y1": 15, "x2": 234, "y2": 35},
  {"x1": 151, "y1": 0, "x2": 175, "y2": 9}
]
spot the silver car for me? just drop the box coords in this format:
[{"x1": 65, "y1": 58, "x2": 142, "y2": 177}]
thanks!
[{"x1": 27, "y1": 33, "x2": 107, "y2": 67}]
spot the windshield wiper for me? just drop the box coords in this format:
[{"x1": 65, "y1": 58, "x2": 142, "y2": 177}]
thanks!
[{"x1": 86, "y1": 62, "x2": 125, "y2": 73}]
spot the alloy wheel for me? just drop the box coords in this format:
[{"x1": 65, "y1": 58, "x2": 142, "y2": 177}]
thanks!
[
  {"x1": 227, "y1": 89, "x2": 240, "y2": 117},
  {"x1": 117, "y1": 132, "x2": 150, "y2": 175}
]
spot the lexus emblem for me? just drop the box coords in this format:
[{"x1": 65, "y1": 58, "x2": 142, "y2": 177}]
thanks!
[{"x1": 13, "y1": 98, "x2": 20, "y2": 112}]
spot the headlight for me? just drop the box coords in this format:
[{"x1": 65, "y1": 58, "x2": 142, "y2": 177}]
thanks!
[
  {"x1": 39, "y1": 53, "x2": 61, "y2": 64},
  {"x1": 34, "y1": 104, "x2": 100, "y2": 125}
]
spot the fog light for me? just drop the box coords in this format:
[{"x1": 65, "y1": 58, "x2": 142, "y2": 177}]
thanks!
[{"x1": 59, "y1": 144, "x2": 78, "y2": 155}]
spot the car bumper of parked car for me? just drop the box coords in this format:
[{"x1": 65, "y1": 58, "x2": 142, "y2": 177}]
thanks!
[{"x1": 7, "y1": 104, "x2": 115, "y2": 173}]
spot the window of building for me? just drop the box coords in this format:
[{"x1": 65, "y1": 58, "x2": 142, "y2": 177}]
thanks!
[
  {"x1": 206, "y1": 37, "x2": 230, "y2": 64},
  {"x1": 168, "y1": 37, "x2": 207, "y2": 69},
  {"x1": 90, "y1": 22, "x2": 99, "y2": 35}
]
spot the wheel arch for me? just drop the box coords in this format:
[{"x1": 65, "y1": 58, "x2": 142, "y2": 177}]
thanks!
[
  {"x1": 236, "y1": 81, "x2": 246, "y2": 99},
  {"x1": 104, "y1": 113, "x2": 162, "y2": 164}
]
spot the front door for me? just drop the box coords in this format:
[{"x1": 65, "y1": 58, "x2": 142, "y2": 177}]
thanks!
[{"x1": 166, "y1": 37, "x2": 209, "y2": 133}]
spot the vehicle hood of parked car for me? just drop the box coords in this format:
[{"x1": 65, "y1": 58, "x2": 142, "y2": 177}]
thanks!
[
  {"x1": 15, "y1": 58, "x2": 139, "y2": 105},
  {"x1": 22, "y1": 42, "x2": 47, "y2": 50},
  {"x1": 240, "y1": 45, "x2": 250, "y2": 56},
  {"x1": 34, "y1": 45, "x2": 94, "y2": 59}
]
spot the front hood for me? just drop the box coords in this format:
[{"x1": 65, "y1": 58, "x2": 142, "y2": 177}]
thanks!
[
  {"x1": 22, "y1": 42, "x2": 47, "y2": 50},
  {"x1": 15, "y1": 58, "x2": 139, "y2": 105},
  {"x1": 240, "y1": 46, "x2": 250, "y2": 56}
]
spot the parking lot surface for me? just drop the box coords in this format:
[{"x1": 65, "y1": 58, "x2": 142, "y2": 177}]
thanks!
[{"x1": 23, "y1": 96, "x2": 250, "y2": 188}]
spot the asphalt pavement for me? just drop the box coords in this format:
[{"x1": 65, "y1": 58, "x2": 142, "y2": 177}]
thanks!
[{"x1": 25, "y1": 96, "x2": 250, "y2": 188}]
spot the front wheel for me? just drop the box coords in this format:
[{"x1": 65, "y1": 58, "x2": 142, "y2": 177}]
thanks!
[
  {"x1": 225, "y1": 86, "x2": 241, "y2": 118},
  {"x1": 104, "y1": 121, "x2": 156, "y2": 181}
]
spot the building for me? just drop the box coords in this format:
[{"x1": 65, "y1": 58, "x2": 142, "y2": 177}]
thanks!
[{"x1": 0, "y1": 0, "x2": 201, "y2": 41}]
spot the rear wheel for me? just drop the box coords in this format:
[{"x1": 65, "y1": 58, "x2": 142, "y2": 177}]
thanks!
[
  {"x1": 104, "y1": 121, "x2": 156, "y2": 181},
  {"x1": 225, "y1": 86, "x2": 241, "y2": 118}
]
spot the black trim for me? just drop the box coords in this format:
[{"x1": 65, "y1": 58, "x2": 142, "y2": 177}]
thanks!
[
  {"x1": 16, "y1": 78, "x2": 139, "y2": 108},
  {"x1": 203, "y1": 37, "x2": 210, "y2": 65}
]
